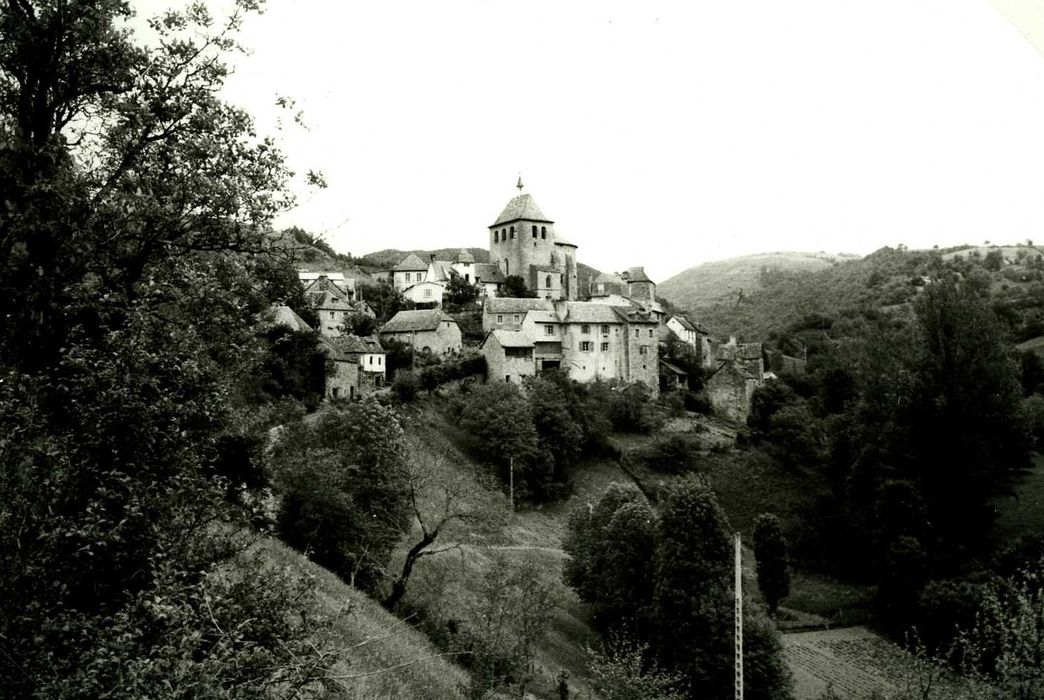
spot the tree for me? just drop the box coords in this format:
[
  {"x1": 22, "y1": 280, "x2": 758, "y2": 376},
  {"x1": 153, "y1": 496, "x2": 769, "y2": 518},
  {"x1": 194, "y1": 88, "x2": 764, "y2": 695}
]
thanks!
[
  {"x1": 501, "y1": 274, "x2": 537, "y2": 298},
  {"x1": 0, "y1": 2, "x2": 334, "y2": 695},
  {"x1": 588, "y1": 635, "x2": 686, "y2": 700},
  {"x1": 359, "y1": 280, "x2": 414, "y2": 322},
  {"x1": 341, "y1": 311, "x2": 377, "y2": 337},
  {"x1": 753, "y1": 514, "x2": 791, "y2": 616},
  {"x1": 446, "y1": 272, "x2": 480, "y2": 306},
  {"x1": 270, "y1": 399, "x2": 411, "y2": 593},
  {"x1": 458, "y1": 382, "x2": 542, "y2": 495},
  {"x1": 383, "y1": 452, "x2": 478, "y2": 610},
  {"x1": 528, "y1": 374, "x2": 584, "y2": 480}
]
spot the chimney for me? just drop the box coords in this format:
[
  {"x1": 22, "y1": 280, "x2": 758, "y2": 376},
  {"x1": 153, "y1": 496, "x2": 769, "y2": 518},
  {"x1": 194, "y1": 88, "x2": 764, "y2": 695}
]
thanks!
[{"x1": 728, "y1": 335, "x2": 737, "y2": 346}]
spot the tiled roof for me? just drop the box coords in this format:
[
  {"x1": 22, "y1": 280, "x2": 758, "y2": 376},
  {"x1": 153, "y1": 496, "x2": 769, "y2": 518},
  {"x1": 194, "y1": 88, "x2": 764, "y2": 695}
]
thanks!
[
  {"x1": 474, "y1": 263, "x2": 505, "y2": 284},
  {"x1": 325, "y1": 335, "x2": 384, "y2": 360},
  {"x1": 488, "y1": 329, "x2": 534, "y2": 348},
  {"x1": 525, "y1": 310, "x2": 558, "y2": 324},
  {"x1": 457, "y1": 248, "x2": 475, "y2": 263},
  {"x1": 560, "y1": 302, "x2": 626, "y2": 324},
  {"x1": 485, "y1": 297, "x2": 554, "y2": 314},
  {"x1": 380, "y1": 309, "x2": 457, "y2": 333},
  {"x1": 316, "y1": 291, "x2": 352, "y2": 311},
  {"x1": 492, "y1": 193, "x2": 552, "y2": 226},
  {"x1": 298, "y1": 271, "x2": 346, "y2": 282},
  {"x1": 623, "y1": 266, "x2": 653, "y2": 283},
  {"x1": 394, "y1": 253, "x2": 429, "y2": 271},
  {"x1": 429, "y1": 261, "x2": 454, "y2": 282},
  {"x1": 270, "y1": 305, "x2": 313, "y2": 333},
  {"x1": 554, "y1": 236, "x2": 577, "y2": 247},
  {"x1": 671, "y1": 315, "x2": 697, "y2": 332}
]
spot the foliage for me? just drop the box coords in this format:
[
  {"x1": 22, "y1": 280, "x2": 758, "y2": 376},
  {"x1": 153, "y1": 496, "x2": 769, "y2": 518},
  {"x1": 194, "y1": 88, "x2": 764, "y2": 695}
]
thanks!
[
  {"x1": 341, "y1": 311, "x2": 378, "y2": 337},
  {"x1": 359, "y1": 280, "x2": 414, "y2": 323},
  {"x1": 635, "y1": 434, "x2": 701, "y2": 474},
  {"x1": 270, "y1": 400, "x2": 411, "y2": 593},
  {"x1": 564, "y1": 477, "x2": 791, "y2": 699},
  {"x1": 501, "y1": 274, "x2": 537, "y2": 298},
  {"x1": 457, "y1": 382, "x2": 542, "y2": 492},
  {"x1": 393, "y1": 370, "x2": 421, "y2": 402},
  {"x1": 459, "y1": 555, "x2": 557, "y2": 698},
  {"x1": 252, "y1": 325, "x2": 327, "y2": 409},
  {"x1": 588, "y1": 635, "x2": 686, "y2": 700},
  {"x1": 446, "y1": 273, "x2": 481, "y2": 306},
  {"x1": 753, "y1": 514, "x2": 791, "y2": 616},
  {"x1": 0, "y1": 1, "x2": 340, "y2": 695},
  {"x1": 609, "y1": 383, "x2": 661, "y2": 434}
]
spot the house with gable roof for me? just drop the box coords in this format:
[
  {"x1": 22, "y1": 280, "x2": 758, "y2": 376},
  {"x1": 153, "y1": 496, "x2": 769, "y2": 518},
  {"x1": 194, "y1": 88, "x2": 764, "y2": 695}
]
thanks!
[
  {"x1": 392, "y1": 253, "x2": 429, "y2": 293},
  {"x1": 666, "y1": 315, "x2": 712, "y2": 366},
  {"x1": 379, "y1": 309, "x2": 462, "y2": 355},
  {"x1": 322, "y1": 335, "x2": 386, "y2": 400},
  {"x1": 480, "y1": 299, "x2": 659, "y2": 394}
]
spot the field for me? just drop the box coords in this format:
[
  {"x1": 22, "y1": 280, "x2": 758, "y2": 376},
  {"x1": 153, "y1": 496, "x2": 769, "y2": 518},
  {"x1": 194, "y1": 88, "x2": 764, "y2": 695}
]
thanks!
[
  {"x1": 784, "y1": 627, "x2": 972, "y2": 700},
  {"x1": 992, "y1": 453, "x2": 1044, "y2": 541},
  {"x1": 256, "y1": 537, "x2": 471, "y2": 699}
]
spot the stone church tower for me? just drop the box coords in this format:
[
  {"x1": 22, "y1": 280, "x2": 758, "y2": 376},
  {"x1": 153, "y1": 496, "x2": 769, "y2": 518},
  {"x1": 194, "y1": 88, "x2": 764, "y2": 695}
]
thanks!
[{"x1": 488, "y1": 180, "x2": 578, "y2": 300}]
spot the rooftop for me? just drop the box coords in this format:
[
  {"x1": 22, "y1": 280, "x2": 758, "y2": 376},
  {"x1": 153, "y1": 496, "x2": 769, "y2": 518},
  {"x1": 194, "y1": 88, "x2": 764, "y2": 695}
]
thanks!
[
  {"x1": 380, "y1": 309, "x2": 457, "y2": 333},
  {"x1": 487, "y1": 329, "x2": 534, "y2": 348},
  {"x1": 270, "y1": 305, "x2": 313, "y2": 333},
  {"x1": 492, "y1": 193, "x2": 552, "y2": 227},
  {"x1": 474, "y1": 263, "x2": 506, "y2": 284},
  {"x1": 485, "y1": 297, "x2": 554, "y2": 314},
  {"x1": 393, "y1": 253, "x2": 428, "y2": 271}
]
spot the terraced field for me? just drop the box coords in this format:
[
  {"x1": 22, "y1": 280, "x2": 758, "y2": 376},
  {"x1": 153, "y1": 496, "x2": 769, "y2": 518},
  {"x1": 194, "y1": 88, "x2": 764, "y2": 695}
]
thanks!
[{"x1": 784, "y1": 627, "x2": 970, "y2": 700}]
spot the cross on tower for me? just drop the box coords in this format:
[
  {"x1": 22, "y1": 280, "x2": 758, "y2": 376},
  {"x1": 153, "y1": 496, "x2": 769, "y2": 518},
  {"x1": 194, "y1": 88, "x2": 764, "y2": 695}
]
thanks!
[{"x1": 516, "y1": 174, "x2": 524, "y2": 192}]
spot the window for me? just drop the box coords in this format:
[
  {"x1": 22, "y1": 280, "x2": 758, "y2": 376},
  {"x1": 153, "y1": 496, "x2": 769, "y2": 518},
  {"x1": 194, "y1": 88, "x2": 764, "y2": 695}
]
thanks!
[
  {"x1": 532, "y1": 225, "x2": 537, "y2": 237},
  {"x1": 510, "y1": 225, "x2": 515, "y2": 234},
  {"x1": 497, "y1": 314, "x2": 504, "y2": 323},
  {"x1": 378, "y1": 356, "x2": 382, "y2": 365},
  {"x1": 506, "y1": 375, "x2": 511, "y2": 383},
  {"x1": 544, "y1": 324, "x2": 555, "y2": 335},
  {"x1": 545, "y1": 275, "x2": 552, "y2": 288},
  {"x1": 634, "y1": 328, "x2": 639, "y2": 338},
  {"x1": 514, "y1": 314, "x2": 520, "y2": 323},
  {"x1": 329, "y1": 311, "x2": 335, "y2": 319},
  {"x1": 369, "y1": 356, "x2": 373, "y2": 365},
  {"x1": 501, "y1": 228, "x2": 506, "y2": 239},
  {"x1": 601, "y1": 324, "x2": 610, "y2": 336},
  {"x1": 639, "y1": 346, "x2": 648, "y2": 355},
  {"x1": 541, "y1": 226, "x2": 547, "y2": 237},
  {"x1": 494, "y1": 231, "x2": 499, "y2": 243},
  {"x1": 580, "y1": 341, "x2": 593, "y2": 352},
  {"x1": 505, "y1": 260, "x2": 509, "y2": 274},
  {"x1": 601, "y1": 342, "x2": 609, "y2": 352},
  {"x1": 424, "y1": 288, "x2": 432, "y2": 298},
  {"x1": 581, "y1": 324, "x2": 590, "y2": 334},
  {"x1": 649, "y1": 329, "x2": 654, "y2": 338}
]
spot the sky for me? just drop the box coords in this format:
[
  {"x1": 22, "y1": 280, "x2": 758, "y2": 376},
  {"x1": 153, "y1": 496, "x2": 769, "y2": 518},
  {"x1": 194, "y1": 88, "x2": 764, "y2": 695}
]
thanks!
[{"x1": 137, "y1": 0, "x2": 1044, "y2": 281}]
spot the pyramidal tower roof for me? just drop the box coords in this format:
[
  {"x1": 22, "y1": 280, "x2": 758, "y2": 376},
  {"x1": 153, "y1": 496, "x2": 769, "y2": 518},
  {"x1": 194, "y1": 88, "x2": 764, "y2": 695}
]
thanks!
[{"x1": 491, "y1": 193, "x2": 553, "y2": 227}]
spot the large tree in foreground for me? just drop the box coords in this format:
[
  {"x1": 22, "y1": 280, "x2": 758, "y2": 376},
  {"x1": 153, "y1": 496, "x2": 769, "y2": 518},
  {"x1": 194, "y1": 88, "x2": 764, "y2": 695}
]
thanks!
[{"x1": 0, "y1": 2, "x2": 330, "y2": 695}]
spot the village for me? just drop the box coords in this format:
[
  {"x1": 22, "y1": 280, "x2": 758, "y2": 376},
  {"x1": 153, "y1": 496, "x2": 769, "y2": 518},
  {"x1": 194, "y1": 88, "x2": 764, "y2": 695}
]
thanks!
[{"x1": 275, "y1": 182, "x2": 794, "y2": 423}]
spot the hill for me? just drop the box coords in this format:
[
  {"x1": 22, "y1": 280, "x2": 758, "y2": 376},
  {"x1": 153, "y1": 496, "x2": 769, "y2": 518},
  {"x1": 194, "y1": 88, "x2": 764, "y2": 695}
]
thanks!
[
  {"x1": 256, "y1": 537, "x2": 470, "y2": 699},
  {"x1": 267, "y1": 228, "x2": 382, "y2": 283},
  {"x1": 665, "y1": 245, "x2": 1044, "y2": 342},
  {"x1": 658, "y1": 252, "x2": 859, "y2": 314}
]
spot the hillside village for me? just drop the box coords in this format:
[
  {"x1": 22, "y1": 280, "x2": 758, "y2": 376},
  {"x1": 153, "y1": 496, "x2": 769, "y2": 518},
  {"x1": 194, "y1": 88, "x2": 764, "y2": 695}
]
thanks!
[{"x1": 279, "y1": 183, "x2": 789, "y2": 422}]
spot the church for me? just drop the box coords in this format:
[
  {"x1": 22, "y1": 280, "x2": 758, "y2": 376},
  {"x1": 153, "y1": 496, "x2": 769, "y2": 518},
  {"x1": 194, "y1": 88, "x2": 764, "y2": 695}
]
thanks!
[{"x1": 488, "y1": 179, "x2": 579, "y2": 300}]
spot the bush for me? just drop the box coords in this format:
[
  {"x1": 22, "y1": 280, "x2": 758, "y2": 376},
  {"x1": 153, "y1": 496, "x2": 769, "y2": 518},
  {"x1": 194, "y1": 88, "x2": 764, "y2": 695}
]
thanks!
[
  {"x1": 609, "y1": 383, "x2": 660, "y2": 434},
  {"x1": 683, "y1": 390, "x2": 712, "y2": 414},
  {"x1": 393, "y1": 371, "x2": 420, "y2": 402},
  {"x1": 637, "y1": 435, "x2": 700, "y2": 474}
]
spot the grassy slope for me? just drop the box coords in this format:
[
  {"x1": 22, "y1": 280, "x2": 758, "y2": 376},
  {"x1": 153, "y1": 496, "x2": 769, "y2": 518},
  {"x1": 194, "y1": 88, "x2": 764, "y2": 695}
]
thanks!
[
  {"x1": 254, "y1": 537, "x2": 470, "y2": 699},
  {"x1": 658, "y1": 252, "x2": 855, "y2": 313},
  {"x1": 393, "y1": 405, "x2": 622, "y2": 700}
]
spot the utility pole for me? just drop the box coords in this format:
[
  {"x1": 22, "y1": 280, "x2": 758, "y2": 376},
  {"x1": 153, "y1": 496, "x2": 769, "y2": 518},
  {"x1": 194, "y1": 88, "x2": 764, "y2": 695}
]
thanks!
[
  {"x1": 509, "y1": 456, "x2": 514, "y2": 511},
  {"x1": 735, "y1": 532, "x2": 744, "y2": 700}
]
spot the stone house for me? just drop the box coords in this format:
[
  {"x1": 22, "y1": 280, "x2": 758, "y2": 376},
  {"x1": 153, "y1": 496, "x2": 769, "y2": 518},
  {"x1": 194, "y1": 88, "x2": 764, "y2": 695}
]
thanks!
[
  {"x1": 705, "y1": 338, "x2": 765, "y2": 422},
  {"x1": 302, "y1": 273, "x2": 353, "y2": 305},
  {"x1": 706, "y1": 361, "x2": 762, "y2": 423},
  {"x1": 480, "y1": 299, "x2": 659, "y2": 396},
  {"x1": 315, "y1": 291, "x2": 354, "y2": 337},
  {"x1": 392, "y1": 253, "x2": 429, "y2": 292},
  {"x1": 482, "y1": 297, "x2": 556, "y2": 333},
  {"x1": 666, "y1": 315, "x2": 712, "y2": 367},
  {"x1": 379, "y1": 309, "x2": 462, "y2": 355},
  {"x1": 322, "y1": 335, "x2": 386, "y2": 400}
]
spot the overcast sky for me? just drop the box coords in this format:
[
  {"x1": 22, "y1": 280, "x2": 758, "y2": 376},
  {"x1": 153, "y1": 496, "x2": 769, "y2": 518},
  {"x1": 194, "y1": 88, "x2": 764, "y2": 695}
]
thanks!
[{"x1": 137, "y1": 0, "x2": 1044, "y2": 281}]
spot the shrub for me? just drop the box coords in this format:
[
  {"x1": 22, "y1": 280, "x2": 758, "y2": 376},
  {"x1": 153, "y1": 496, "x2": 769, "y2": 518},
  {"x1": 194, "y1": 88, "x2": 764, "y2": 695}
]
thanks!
[
  {"x1": 637, "y1": 435, "x2": 700, "y2": 474},
  {"x1": 609, "y1": 383, "x2": 660, "y2": 434},
  {"x1": 393, "y1": 371, "x2": 421, "y2": 402}
]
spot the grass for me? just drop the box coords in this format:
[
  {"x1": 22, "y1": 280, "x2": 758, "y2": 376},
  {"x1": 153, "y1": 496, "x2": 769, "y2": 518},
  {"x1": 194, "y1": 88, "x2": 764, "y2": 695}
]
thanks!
[
  {"x1": 992, "y1": 453, "x2": 1044, "y2": 542},
  {"x1": 255, "y1": 537, "x2": 470, "y2": 699}
]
